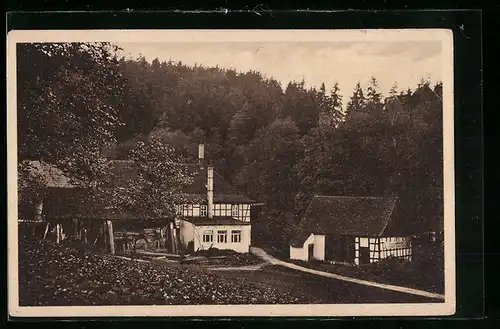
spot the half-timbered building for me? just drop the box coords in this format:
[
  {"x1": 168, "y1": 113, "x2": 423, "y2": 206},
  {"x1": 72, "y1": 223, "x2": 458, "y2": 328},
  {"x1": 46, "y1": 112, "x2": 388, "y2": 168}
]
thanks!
[
  {"x1": 23, "y1": 144, "x2": 260, "y2": 254},
  {"x1": 289, "y1": 195, "x2": 412, "y2": 265}
]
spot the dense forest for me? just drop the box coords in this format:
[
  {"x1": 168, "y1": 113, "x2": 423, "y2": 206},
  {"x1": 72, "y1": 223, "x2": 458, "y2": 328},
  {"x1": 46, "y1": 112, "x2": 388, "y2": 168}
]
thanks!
[{"x1": 17, "y1": 43, "x2": 443, "y2": 250}]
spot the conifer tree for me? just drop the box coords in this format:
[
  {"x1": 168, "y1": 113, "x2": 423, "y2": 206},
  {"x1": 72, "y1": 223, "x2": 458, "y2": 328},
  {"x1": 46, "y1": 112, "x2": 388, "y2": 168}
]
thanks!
[{"x1": 345, "y1": 82, "x2": 366, "y2": 118}]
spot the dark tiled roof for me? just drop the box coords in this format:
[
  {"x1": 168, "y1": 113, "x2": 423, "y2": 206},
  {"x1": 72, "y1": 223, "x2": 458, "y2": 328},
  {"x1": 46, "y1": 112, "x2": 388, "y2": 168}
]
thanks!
[
  {"x1": 41, "y1": 159, "x2": 256, "y2": 220},
  {"x1": 183, "y1": 216, "x2": 251, "y2": 226},
  {"x1": 22, "y1": 161, "x2": 73, "y2": 187},
  {"x1": 105, "y1": 161, "x2": 232, "y2": 193},
  {"x1": 182, "y1": 193, "x2": 256, "y2": 204},
  {"x1": 42, "y1": 187, "x2": 142, "y2": 220},
  {"x1": 214, "y1": 194, "x2": 256, "y2": 203},
  {"x1": 290, "y1": 195, "x2": 398, "y2": 247},
  {"x1": 104, "y1": 160, "x2": 255, "y2": 203},
  {"x1": 183, "y1": 164, "x2": 233, "y2": 195}
]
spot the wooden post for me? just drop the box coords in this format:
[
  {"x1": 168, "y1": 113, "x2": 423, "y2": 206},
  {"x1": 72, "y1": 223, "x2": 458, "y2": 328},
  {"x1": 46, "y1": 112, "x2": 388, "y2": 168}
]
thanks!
[
  {"x1": 160, "y1": 227, "x2": 165, "y2": 249},
  {"x1": 169, "y1": 222, "x2": 176, "y2": 253},
  {"x1": 74, "y1": 219, "x2": 80, "y2": 239},
  {"x1": 43, "y1": 222, "x2": 50, "y2": 240},
  {"x1": 172, "y1": 226, "x2": 179, "y2": 254},
  {"x1": 56, "y1": 223, "x2": 61, "y2": 244},
  {"x1": 102, "y1": 221, "x2": 107, "y2": 251},
  {"x1": 107, "y1": 220, "x2": 115, "y2": 255}
]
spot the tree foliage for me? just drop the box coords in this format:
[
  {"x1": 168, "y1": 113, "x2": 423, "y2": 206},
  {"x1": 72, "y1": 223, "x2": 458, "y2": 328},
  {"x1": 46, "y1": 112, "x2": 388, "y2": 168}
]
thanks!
[
  {"x1": 17, "y1": 44, "x2": 444, "y2": 248},
  {"x1": 17, "y1": 43, "x2": 128, "y2": 185},
  {"x1": 97, "y1": 137, "x2": 196, "y2": 229}
]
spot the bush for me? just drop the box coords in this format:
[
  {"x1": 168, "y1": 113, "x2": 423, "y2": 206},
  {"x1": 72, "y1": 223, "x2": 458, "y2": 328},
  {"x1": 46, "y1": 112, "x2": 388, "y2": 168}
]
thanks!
[{"x1": 368, "y1": 256, "x2": 409, "y2": 276}]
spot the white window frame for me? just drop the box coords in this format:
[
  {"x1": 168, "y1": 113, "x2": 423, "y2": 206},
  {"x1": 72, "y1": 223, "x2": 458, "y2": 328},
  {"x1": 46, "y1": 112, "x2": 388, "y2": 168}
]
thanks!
[
  {"x1": 231, "y1": 230, "x2": 242, "y2": 243},
  {"x1": 231, "y1": 205, "x2": 239, "y2": 217},
  {"x1": 200, "y1": 205, "x2": 208, "y2": 217},
  {"x1": 203, "y1": 230, "x2": 213, "y2": 243},
  {"x1": 217, "y1": 230, "x2": 227, "y2": 243},
  {"x1": 193, "y1": 204, "x2": 200, "y2": 216},
  {"x1": 214, "y1": 204, "x2": 221, "y2": 216}
]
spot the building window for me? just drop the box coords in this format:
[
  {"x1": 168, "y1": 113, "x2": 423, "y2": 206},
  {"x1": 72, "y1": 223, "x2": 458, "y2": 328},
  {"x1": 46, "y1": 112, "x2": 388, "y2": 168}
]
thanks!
[
  {"x1": 175, "y1": 205, "x2": 182, "y2": 215},
  {"x1": 182, "y1": 204, "x2": 193, "y2": 217},
  {"x1": 231, "y1": 205, "x2": 239, "y2": 217},
  {"x1": 214, "y1": 204, "x2": 221, "y2": 216},
  {"x1": 193, "y1": 204, "x2": 200, "y2": 216},
  {"x1": 359, "y1": 237, "x2": 368, "y2": 247},
  {"x1": 200, "y1": 205, "x2": 207, "y2": 217},
  {"x1": 217, "y1": 230, "x2": 227, "y2": 243},
  {"x1": 203, "y1": 230, "x2": 213, "y2": 243},
  {"x1": 231, "y1": 230, "x2": 242, "y2": 243}
]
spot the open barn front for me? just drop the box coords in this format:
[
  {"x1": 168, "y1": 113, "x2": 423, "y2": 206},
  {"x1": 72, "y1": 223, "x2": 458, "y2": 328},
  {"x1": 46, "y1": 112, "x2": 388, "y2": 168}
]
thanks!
[{"x1": 325, "y1": 235, "x2": 355, "y2": 264}]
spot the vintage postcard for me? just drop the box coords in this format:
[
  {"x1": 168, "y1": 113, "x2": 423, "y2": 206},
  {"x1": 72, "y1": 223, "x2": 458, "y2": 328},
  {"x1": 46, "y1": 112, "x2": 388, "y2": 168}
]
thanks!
[{"x1": 7, "y1": 29, "x2": 455, "y2": 317}]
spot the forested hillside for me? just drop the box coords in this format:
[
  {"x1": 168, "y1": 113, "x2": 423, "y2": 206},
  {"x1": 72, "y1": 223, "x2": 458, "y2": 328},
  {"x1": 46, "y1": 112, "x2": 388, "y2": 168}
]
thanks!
[{"x1": 18, "y1": 43, "x2": 443, "y2": 251}]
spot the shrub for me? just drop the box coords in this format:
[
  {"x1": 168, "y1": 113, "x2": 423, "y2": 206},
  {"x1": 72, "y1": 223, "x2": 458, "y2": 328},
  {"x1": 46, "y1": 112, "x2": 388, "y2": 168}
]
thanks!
[{"x1": 368, "y1": 256, "x2": 408, "y2": 276}]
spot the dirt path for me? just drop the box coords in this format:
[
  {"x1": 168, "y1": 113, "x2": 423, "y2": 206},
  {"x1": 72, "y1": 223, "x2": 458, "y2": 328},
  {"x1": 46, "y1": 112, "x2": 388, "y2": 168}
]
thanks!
[
  {"x1": 206, "y1": 263, "x2": 268, "y2": 271},
  {"x1": 250, "y1": 247, "x2": 445, "y2": 301}
]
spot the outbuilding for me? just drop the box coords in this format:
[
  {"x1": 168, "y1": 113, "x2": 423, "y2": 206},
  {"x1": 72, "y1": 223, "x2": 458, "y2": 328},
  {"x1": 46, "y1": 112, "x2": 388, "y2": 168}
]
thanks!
[{"x1": 289, "y1": 195, "x2": 412, "y2": 266}]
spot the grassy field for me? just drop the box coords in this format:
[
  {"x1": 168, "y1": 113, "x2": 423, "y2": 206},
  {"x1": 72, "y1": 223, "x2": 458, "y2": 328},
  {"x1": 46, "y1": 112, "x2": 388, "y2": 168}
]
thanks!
[
  {"x1": 258, "y1": 242, "x2": 445, "y2": 295},
  {"x1": 18, "y1": 238, "x2": 315, "y2": 306},
  {"x1": 18, "y1": 237, "x2": 442, "y2": 306}
]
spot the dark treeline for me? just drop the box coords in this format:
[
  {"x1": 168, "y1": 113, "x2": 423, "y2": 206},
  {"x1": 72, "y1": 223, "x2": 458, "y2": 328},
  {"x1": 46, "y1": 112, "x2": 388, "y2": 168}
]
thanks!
[{"x1": 18, "y1": 43, "x2": 443, "y2": 250}]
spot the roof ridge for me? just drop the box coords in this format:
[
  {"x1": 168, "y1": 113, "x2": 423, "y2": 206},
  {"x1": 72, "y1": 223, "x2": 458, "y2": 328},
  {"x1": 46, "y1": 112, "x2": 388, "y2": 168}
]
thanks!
[
  {"x1": 378, "y1": 197, "x2": 399, "y2": 235},
  {"x1": 313, "y1": 195, "x2": 398, "y2": 200}
]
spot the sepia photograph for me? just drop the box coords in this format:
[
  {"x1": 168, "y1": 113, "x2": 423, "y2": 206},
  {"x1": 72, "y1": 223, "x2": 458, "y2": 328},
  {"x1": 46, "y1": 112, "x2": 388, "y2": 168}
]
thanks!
[{"x1": 7, "y1": 29, "x2": 455, "y2": 317}]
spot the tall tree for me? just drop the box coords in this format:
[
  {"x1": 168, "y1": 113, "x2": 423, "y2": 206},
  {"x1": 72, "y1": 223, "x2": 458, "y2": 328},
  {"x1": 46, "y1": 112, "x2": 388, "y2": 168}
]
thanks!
[
  {"x1": 345, "y1": 82, "x2": 366, "y2": 119},
  {"x1": 98, "y1": 137, "x2": 196, "y2": 229},
  {"x1": 235, "y1": 117, "x2": 301, "y2": 211},
  {"x1": 318, "y1": 82, "x2": 344, "y2": 127},
  {"x1": 17, "y1": 42, "x2": 127, "y2": 186}
]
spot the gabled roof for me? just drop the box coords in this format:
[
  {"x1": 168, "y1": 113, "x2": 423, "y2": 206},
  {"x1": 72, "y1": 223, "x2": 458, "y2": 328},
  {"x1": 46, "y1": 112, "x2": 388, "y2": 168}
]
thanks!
[
  {"x1": 290, "y1": 195, "x2": 398, "y2": 247},
  {"x1": 104, "y1": 160, "x2": 255, "y2": 203},
  {"x1": 21, "y1": 160, "x2": 73, "y2": 188},
  {"x1": 182, "y1": 193, "x2": 255, "y2": 204},
  {"x1": 43, "y1": 187, "x2": 142, "y2": 220},
  {"x1": 41, "y1": 159, "x2": 256, "y2": 220}
]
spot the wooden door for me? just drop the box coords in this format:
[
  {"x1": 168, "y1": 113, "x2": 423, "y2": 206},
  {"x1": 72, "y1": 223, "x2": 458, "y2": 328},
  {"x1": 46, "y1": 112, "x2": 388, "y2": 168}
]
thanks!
[
  {"x1": 359, "y1": 246, "x2": 370, "y2": 265},
  {"x1": 308, "y1": 244, "x2": 314, "y2": 260}
]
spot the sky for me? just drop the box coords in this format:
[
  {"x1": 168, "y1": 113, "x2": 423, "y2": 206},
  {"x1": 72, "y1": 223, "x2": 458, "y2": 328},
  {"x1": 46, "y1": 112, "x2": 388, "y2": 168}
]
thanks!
[{"x1": 117, "y1": 41, "x2": 442, "y2": 102}]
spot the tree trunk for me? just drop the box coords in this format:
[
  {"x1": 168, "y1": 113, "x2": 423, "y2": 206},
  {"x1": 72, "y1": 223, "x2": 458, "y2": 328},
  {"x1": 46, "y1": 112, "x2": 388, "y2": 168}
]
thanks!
[
  {"x1": 35, "y1": 201, "x2": 43, "y2": 222},
  {"x1": 107, "y1": 220, "x2": 115, "y2": 255},
  {"x1": 102, "y1": 222, "x2": 108, "y2": 252}
]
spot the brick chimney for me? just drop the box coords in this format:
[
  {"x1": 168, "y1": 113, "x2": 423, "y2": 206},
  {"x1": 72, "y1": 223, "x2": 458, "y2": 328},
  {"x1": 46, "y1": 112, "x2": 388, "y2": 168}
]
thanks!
[
  {"x1": 207, "y1": 166, "x2": 214, "y2": 218},
  {"x1": 198, "y1": 144, "x2": 205, "y2": 168}
]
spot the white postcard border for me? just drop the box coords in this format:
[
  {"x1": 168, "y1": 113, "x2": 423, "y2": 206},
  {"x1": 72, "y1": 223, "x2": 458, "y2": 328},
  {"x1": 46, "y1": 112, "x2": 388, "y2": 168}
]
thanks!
[{"x1": 7, "y1": 29, "x2": 455, "y2": 318}]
